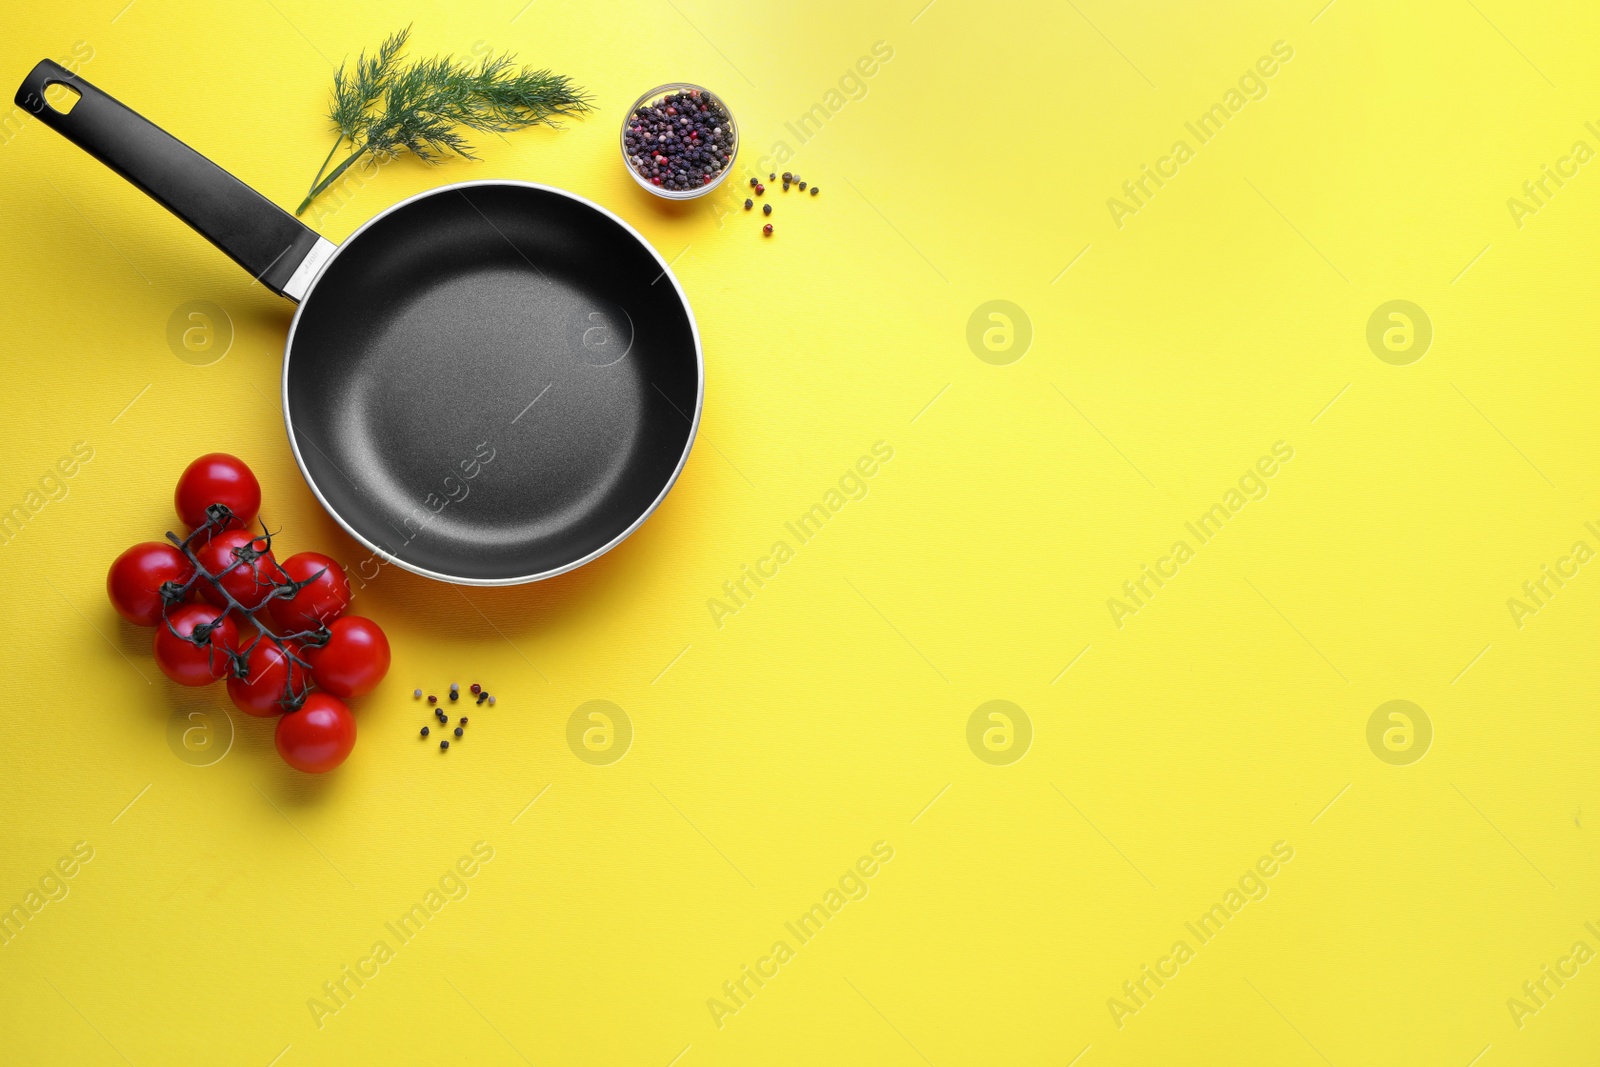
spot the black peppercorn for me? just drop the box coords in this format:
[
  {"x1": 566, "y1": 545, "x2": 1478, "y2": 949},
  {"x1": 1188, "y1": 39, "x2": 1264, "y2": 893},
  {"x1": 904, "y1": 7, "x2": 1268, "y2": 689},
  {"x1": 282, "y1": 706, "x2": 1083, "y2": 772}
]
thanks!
[
  {"x1": 440, "y1": 739, "x2": 449, "y2": 750},
  {"x1": 421, "y1": 726, "x2": 430, "y2": 737},
  {"x1": 744, "y1": 198, "x2": 753, "y2": 210},
  {"x1": 810, "y1": 187, "x2": 819, "y2": 196},
  {"x1": 454, "y1": 727, "x2": 464, "y2": 737},
  {"x1": 763, "y1": 203, "x2": 772, "y2": 215}
]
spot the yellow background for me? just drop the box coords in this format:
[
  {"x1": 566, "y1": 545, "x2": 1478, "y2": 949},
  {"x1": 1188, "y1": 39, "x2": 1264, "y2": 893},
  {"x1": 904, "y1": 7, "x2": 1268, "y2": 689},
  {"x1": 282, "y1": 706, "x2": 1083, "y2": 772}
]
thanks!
[{"x1": 2, "y1": 0, "x2": 1599, "y2": 1063}]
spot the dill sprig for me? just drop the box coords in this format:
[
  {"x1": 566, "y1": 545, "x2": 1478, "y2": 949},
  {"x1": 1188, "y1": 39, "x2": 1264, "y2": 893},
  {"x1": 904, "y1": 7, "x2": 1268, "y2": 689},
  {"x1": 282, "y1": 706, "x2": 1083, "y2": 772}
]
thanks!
[{"x1": 297, "y1": 25, "x2": 592, "y2": 216}]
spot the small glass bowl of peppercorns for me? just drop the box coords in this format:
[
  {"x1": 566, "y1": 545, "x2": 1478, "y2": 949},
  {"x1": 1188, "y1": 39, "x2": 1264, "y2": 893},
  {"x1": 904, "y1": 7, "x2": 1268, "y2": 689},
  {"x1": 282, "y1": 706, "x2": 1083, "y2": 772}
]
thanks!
[{"x1": 622, "y1": 83, "x2": 738, "y2": 200}]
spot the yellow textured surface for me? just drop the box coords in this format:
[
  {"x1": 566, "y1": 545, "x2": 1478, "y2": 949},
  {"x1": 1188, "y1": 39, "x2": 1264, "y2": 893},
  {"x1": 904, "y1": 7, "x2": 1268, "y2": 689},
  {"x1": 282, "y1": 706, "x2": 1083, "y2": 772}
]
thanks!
[{"x1": 3, "y1": 1, "x2": 1600, "y2": 1063}]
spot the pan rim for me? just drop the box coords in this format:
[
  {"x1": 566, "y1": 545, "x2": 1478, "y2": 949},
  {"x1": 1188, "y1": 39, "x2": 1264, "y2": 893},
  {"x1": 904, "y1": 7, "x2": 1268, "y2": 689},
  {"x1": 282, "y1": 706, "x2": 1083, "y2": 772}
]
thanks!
[{"x1": 279, "y1": 178, "x2": 704, "y2": 587}]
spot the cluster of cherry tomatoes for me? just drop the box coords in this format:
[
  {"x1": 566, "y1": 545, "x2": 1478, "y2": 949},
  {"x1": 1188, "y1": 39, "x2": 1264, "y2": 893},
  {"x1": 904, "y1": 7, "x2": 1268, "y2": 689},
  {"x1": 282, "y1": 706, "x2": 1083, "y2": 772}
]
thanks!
[{"x1": 105, "y1": 453, "x2": 389, "y2": 773}]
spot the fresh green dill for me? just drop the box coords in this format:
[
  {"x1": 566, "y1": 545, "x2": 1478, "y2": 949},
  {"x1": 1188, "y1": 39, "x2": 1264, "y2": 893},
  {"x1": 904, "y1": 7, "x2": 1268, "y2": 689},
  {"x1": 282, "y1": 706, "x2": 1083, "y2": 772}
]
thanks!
[{"x1": 297, "y1": 26, "x2": 592, "y2": 216}]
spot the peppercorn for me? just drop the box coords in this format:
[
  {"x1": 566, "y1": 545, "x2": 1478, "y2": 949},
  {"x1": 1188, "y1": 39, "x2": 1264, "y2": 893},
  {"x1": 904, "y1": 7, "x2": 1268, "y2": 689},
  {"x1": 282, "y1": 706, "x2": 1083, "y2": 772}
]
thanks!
[
  {"x1": 755, "y1": 183, "x2": 764, "y2": 195},
  {"x1": 744, "y1": 198, "x2": 753, "y2": 210},
  {"x1": 488, "y1": 696, "x2": 496, "y2": 706},
  {"x1": 413, "y1": 688, "x2": 422, "y2": 699},
  {"x1": 440, "y1": 739, "x2": 449, "y2": 750},
  {"x1": 450, "y1": 682, "x2": 459, "y2": 692},
  {"x1": 428, "y1": 695, "x2": 436, "y2": 704},
  {"x1": 763, "y1": 203, "x2": 772, "y2": 216},
  {"x1": 763, "y1": 223, "x2": 773, "y2": 236},
  {"x1": 782, "y1": 172, "x2": 792, "y2": 182},
  {"x1": 460, "y1": 716, "x2": 468, "y2": 724},
  {"x1": 449, "y1": 691, "x2": 459, "y2": 701},
  {"x1": 470, "y1": 683, "x2": 481, "y2": 695},
  {"x1": 454, "y1": 726, "x2": 464, "y2": 737},
  {"x1": 421, "y1": 726, "x2": 430, "y2": 737},
  {"x1": 810, "y1": 187, "x2": 819, "y2": 196},
  {"x1": 749, "y1": 177, "x2": 758, "y2": 188},
  {"x1": 476, "y1": 692, "x2": 487, "y2": 705},
  {"x1": 798, "y1": 182, "x2": 806, "y2": 191},
  {"x1": 769, "y1": 172, "x2": 776, "y2": 180}
]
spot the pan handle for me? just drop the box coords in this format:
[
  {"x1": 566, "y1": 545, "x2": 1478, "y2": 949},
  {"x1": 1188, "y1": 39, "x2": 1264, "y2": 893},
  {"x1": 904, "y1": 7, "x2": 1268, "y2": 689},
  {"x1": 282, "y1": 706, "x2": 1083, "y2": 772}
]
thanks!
[{"x1": 15, "y1": 60, "x2": 334, "y2": 301}]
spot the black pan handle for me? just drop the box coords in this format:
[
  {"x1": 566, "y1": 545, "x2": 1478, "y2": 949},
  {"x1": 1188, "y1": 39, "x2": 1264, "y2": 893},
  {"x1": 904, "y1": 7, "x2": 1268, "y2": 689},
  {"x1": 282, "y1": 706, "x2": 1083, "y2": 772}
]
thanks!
[{"x1": 15, "y1": 60, "x2": 331, "y2": 301}]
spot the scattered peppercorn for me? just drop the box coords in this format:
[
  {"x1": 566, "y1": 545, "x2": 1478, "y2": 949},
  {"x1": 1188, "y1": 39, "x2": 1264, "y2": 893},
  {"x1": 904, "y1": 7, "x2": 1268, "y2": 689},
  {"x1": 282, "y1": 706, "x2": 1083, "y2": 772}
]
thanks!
[
  {"x1": 810, "y1": 187, "x2": 819, "y2": 196},
  {"x1": 476, "y1": 691, "x2": 487, "y2": 705},
  {"x1": 763, "y1": 203, "x2": 772, "y2": 216},
  {"x1": 428, "y1": 695, "x2": 436, "y2": 704},
  {"x1": 744, "y1": 198, "x2": 753, "y2": 210},
  {"x1": 454, "y1": 726, "x2": 464, "y2": 738},
  {"x1": 624, "y1": 88, "x2": 734, "y2": 192},
  {"x1": 421, "y1": 726, "x2": 430, "y2": 737},
  {"x1": 782, "y1": 172, "x2": 792, "y2": 182},
  {"x1": 450, "y1": 682, "x2": 459, "y2": 692},
  {"x1": 798, "y1": 182, "x2": 806, "y2": 191},
  {"x1": 413, "y1": 688, "x2": 422, "y2": 699},
  {"x1": 449, "y1": 691, "x2": 459, "y2": 702},
  {"x1": 748, "y1": 176, "x2": 758, "y2": 188},
  {"x1": 440, "y1": 739, "x2": 449, "y2": 750},
  {"x1": 755, "y1": 183, "x2": 765, "y2": 196},
  {"x1": 763, "y1": 223, "x2": 773, "y2": 236},
  {"x1": 488, "y1": 696, "x2": 496, "y2": 706},
  {"x1": 460, "y1": 716, "x2": 468, "y2": 725},
  {"x1": 470, "y1": 683, "x2": 481, "y2": 695}
]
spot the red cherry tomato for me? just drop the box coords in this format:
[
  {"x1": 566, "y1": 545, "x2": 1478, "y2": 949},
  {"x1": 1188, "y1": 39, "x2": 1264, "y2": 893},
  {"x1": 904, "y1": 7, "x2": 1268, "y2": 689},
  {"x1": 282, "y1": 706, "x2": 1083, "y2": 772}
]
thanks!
[
  {"x1": 268, "y1": 552, "x2": 351, "y2": 632},
  {"x1": 227, "y1": 639, "x2": 310, "y2": 717},
  {"x1": 275, "y1": 693, "x2": 356, "y2": 773},
  {"x1": 175, "y1": 452, "x2": 261, "y2": 531},
  {"x1": 153, "y1": 603, "x2": 239, "y2": 686},
  {"x1": 107, "y1": 542, "x2": 194, "y2": 625},
  {"x1": 195, "y1": 529, "x2": 285, "y2": 610},
  {"x1": 306, "y1": 616, "x2": 390, "y2": 698}
]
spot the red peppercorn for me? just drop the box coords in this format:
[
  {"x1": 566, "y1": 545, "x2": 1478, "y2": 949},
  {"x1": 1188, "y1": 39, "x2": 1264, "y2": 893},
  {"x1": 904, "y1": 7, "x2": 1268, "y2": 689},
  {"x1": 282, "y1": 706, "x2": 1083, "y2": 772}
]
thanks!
[
  {"x1": 755, "y1": 184, "x2": 765, "y2": 195},
  {"x1": 763, "y1": 224, "x2": 773, "y2": 236},
  {"x1": 470, "y1": 683, "x2": 481, "y2": 695}
]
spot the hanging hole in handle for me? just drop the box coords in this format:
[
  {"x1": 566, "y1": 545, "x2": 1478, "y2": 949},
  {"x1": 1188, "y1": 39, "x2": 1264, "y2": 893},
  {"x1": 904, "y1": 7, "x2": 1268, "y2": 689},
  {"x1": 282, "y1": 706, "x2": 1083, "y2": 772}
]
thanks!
[{"x1": 43, "y1": 82, "x2": 81, "y2": 114}]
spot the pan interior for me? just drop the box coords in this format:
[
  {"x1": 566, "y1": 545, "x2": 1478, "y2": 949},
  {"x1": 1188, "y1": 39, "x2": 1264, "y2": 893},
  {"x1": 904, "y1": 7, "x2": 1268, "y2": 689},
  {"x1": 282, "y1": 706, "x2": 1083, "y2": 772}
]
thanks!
[{"x1": 285, "y1": 184, "x2": 700, "y2": 582}]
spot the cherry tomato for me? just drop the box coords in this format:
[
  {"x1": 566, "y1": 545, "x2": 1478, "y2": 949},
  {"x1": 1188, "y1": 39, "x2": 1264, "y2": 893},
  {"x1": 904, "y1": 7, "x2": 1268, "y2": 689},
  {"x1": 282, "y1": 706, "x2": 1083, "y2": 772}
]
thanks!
[
  {"x1": 195, "y1": 528, "x2": 285, "y2": 610},
  {"x1": 306, "y1": 616, "x2": 390, "y2": 698},
  {"x1": 268, "y1": 552, "x2": 351, "y2": 632},
  {"x1": 153, "y1": 603, "x2": 239, "y2": 686},
  {"x1": 107, "y1": 542, "x2": 194, "y2": 626},
  {"x1": 275, "y1": 693, "x2": 356, "y2": 773},
  {"x1": 227, "y1": 639, "x2": 309, "y2": 717},
  {"x1": 175, "y1": 452, "x2": 261, "y2": 532}
]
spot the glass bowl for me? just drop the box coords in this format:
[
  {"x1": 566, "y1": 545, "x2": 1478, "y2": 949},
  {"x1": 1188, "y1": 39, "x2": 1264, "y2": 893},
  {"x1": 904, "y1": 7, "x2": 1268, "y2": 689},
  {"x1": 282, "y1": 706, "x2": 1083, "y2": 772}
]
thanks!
[{"x1": 620, "y1": 82, "x2": 738, "y2": 200}]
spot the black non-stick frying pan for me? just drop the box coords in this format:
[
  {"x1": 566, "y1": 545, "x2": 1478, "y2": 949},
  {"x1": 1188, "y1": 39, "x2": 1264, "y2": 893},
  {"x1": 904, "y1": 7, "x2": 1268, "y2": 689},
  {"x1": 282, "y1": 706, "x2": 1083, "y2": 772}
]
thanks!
[{"x1": 16, "y1": 60, "x2": 703, "y2": 585}]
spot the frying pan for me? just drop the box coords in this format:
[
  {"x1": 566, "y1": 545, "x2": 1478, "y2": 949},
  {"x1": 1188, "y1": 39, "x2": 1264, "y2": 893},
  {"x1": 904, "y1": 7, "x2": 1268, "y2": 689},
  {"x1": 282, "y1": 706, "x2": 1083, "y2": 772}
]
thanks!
[{"x1": 15, "y1": 60, "x2": 703, "y2": 585}]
